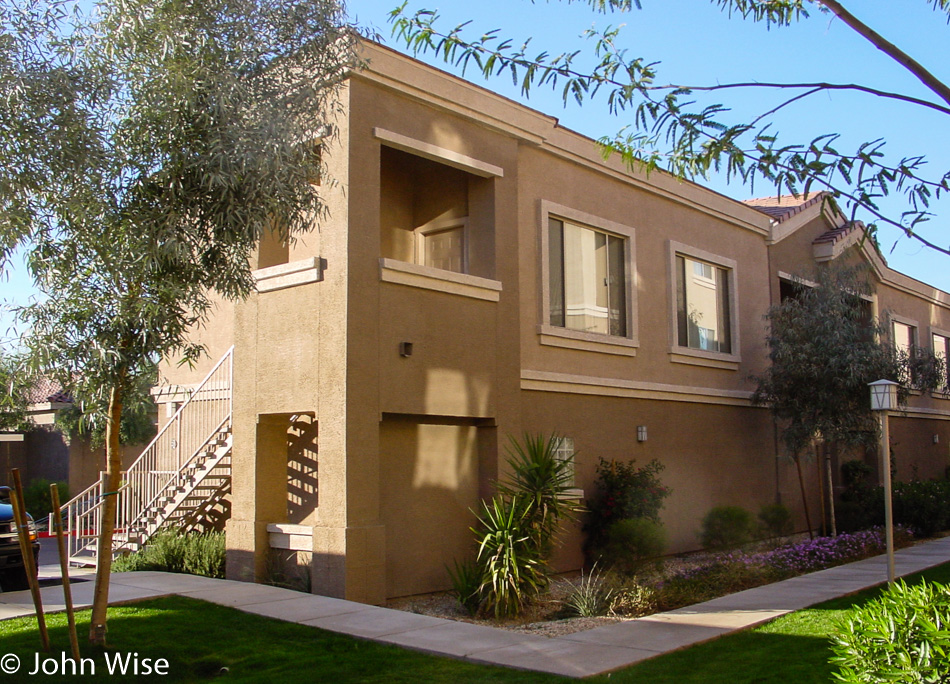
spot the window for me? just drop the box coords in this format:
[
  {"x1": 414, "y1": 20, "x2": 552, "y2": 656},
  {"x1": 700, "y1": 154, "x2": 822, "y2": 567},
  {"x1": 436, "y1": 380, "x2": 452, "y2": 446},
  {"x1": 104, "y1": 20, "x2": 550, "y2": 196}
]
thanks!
[
  {"x1": 416, "y1": 219, "x2": 467, "y2": 274},
  {"x1": 675, "y1": 254, "x2": 732, "y2": 354},
  {"x1": 892, "y1": 318, "x2": 918, "y2": 385},
  {"x1": 552, "y1": 437, "x2": 575, "y2": 487},
  {"x1": 893, "y1": 320, "x2": 917, "y2": 356},
  {"x1": 548, "y1": 218, "x2": 626, "y2": 337},
  {"x1": 933, "y1": 332, "x2": 949, "y2": 390}
]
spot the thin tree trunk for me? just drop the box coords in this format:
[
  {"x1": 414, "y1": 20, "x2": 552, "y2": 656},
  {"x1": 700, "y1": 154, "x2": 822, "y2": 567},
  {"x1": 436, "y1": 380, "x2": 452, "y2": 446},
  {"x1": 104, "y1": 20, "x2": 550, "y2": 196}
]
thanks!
[
  {"x1": 815, "y1": 443, "x2": 827, "y2": 536},
  {"x1": 88, "y1": 378, "x2": 124, "y2": 646},
  {"x1": 794, "y1": 454, "x2": 814, "y2": 540}
]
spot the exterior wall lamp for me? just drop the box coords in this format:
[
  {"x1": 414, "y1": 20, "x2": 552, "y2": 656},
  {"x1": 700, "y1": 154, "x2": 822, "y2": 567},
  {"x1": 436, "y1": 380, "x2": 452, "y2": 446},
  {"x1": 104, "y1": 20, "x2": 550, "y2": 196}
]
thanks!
[
  {"x1": 637, "y1": 425, "x2": 647, "y2": 442},
  {"x1": 869, "y1": 379, "x2": 899, "y2": 584}
]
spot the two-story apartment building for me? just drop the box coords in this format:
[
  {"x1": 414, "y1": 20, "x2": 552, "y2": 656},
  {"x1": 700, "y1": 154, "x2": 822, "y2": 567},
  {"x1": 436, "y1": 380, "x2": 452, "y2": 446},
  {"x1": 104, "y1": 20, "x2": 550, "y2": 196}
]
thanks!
[{"x1": 154, "y1": 41, "x2": 950, "y2": 605}]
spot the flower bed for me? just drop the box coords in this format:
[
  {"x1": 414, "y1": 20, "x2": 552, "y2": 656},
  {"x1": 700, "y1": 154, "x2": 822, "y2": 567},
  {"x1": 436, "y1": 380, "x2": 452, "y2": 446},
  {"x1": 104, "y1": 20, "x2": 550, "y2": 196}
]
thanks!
[
  {"x1": 389, "y1": 526, "x2": 915, "y2": 636},
  {"x1": 652, "y1": 526, "x2": 913, "y2": 612}
]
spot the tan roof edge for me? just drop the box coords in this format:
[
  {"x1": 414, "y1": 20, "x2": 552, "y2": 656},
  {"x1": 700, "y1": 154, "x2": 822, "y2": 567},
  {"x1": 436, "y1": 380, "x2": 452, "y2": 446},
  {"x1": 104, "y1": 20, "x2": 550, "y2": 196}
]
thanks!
[
  {"x1": 768, "y1": 196, "x2": 847, "y2": 246},
  {"x1": 355, "y1": 40, "x2": 770, "y2": 236},
  {"x1": 783, "y1": 214, "x2": 950, "y2": 310}
]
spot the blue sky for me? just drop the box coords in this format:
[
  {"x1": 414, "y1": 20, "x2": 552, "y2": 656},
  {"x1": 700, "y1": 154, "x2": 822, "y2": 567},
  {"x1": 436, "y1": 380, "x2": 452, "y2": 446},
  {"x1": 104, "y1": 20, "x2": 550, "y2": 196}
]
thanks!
[
  {"x1": 356, "y1": 0, "x2": 950, "y2": 276},
  {"x1": 2, "y1": 1, "x2": 948, "y2": 347}
]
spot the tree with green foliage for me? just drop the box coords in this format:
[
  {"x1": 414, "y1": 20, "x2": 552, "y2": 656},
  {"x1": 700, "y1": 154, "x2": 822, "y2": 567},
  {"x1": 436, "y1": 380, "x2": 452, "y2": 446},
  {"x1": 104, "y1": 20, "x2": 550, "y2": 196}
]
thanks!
[
  {"x1": 753, "y1": 265, "x2": 941, "y2": 456},
  {"x1": 54, "y1": 362, "x2": 158, "y2": 449},
  {"x1": 752, "y1": 264, "x2": 942, "y2": 535},
  {"x1": 0, "y1": 349, "x2": 32, "y2": 433},
  {"x1": 0, "y1": 0, "x2": 353, "y2": 644},
  {"x1": 389, "y1": 0, "x2": 950, "y2": 255}
]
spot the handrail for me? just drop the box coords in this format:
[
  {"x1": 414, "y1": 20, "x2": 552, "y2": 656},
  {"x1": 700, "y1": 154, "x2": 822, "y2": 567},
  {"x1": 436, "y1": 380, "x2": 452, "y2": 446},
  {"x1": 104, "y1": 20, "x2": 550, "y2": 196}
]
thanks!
[{"x1": 63, "y1": 346, "x2": 233, "y2": 562}]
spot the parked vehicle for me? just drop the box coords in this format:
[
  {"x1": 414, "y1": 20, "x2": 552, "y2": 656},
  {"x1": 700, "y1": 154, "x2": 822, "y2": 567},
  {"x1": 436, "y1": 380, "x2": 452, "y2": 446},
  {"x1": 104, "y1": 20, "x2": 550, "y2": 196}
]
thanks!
[{"x1": 0, "y1": 486, "x2": 41, "y2": 591}]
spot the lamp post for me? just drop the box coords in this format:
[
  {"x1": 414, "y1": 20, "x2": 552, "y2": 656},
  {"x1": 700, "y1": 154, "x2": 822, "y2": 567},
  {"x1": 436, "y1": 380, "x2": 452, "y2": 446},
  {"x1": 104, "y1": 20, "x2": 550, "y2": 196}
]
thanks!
[{"x1": 869, "y1": 379, "x2": 899, "y2": 584}]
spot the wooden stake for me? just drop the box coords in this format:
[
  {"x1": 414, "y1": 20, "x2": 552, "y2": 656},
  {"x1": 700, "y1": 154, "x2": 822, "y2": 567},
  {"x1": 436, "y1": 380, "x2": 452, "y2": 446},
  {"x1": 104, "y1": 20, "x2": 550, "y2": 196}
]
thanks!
[
  {"x1": 815, "y1": 443, "x2": 827, "y2": 536},
  {"x1": 51, "y1": 483, "x2": 81, "y2": 662},
  {"x1": 10, "y1": 469, "x2": 49, "y2": 651},
  {"x1": 794, "y1": 454, "x2": 814, "y2": 540}
]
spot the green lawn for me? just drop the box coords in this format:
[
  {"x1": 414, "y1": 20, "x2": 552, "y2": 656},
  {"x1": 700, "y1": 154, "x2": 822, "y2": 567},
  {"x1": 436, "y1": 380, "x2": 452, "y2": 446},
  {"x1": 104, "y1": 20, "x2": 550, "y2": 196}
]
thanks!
[
  {"x1": 2, "y1": 562, "x2": 948, "y2": 683},
  {"x1": 601, "y1": 561, "x2": 950, "y2": 683}
]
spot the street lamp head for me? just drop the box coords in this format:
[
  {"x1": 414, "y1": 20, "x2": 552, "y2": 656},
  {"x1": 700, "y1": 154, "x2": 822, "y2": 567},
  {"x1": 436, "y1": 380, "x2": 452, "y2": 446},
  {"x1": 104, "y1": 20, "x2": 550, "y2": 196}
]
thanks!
[{"x1": 869, "y1": 379, "x2": 899, "y2": 411}]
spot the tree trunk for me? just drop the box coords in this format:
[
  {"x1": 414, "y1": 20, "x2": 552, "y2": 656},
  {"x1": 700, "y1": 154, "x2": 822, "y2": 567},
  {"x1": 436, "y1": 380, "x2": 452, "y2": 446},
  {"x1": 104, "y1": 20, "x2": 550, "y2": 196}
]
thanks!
[
  {"x1": 88, "y1": 379, "x2": 124, "y2": 646},
  {"x1": 794, "y1": 454, "x2": 814, "y2": 540}
]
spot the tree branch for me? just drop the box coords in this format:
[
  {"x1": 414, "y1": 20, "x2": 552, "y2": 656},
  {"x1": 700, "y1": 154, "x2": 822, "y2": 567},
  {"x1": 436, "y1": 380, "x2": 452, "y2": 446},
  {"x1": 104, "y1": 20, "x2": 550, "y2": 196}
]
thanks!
[
  {"x1": 646, "y1": 81, "x2": 950, "y2": 117},
  {"x1": 817, "y1": 0, "x2": 950, "y2": 108}
]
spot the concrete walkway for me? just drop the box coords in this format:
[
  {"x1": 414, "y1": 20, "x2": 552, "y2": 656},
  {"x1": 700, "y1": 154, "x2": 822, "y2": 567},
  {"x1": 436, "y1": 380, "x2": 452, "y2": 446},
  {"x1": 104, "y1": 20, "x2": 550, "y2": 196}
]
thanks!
[{"x1": 2, "y1": 536, "x2": 949, "y2": 678}]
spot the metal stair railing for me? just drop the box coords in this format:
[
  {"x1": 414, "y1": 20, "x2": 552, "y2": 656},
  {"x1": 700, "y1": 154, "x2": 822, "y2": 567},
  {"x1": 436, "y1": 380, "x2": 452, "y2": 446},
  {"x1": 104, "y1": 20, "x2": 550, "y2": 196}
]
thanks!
[
  {"x1": 64, "y1": 346, "x2": 234, "y2": 562},
  {"x1": 117, "y1": 421, "x2": 231, "y2": 553}
]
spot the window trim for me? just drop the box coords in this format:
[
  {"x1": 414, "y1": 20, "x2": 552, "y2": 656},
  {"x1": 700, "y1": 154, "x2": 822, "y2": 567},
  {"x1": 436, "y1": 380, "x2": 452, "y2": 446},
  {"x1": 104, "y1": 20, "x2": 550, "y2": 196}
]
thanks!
[
  {"x1": 538, "y1": 200, "x2": 639, "y2": 353},
  {"x1": 890, "y1": 314, "x2": 919, "y2": 351},
  {"x1": 931, "y1": 326, "x2": 950, "y2": 396},
  {"x1": 667, "y1": 241, "x2": 741, "y2": 366},
  {"x1": 414, "y1": 216, "x2": 469, "y2": 275}
]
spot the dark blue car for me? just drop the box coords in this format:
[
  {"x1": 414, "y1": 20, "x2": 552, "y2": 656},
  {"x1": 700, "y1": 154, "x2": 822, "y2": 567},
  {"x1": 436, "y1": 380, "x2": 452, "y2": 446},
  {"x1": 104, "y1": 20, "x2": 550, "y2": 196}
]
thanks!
[{"x1": 0, "y1": 486, "x2": 41, "y2": 591}]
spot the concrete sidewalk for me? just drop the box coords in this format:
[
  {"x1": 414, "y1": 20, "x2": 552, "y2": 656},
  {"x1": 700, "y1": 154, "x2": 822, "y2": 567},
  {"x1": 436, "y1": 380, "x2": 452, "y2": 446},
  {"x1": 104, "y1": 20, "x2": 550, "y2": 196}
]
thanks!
[{"x1": 2, "y1": 536, "x2": 949, "y2": 678}]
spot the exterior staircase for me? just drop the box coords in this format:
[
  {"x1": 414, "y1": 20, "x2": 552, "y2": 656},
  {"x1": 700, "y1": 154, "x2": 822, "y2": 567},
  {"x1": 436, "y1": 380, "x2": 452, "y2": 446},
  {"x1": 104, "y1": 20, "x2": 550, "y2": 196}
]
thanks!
[{"x1": 64, "y1": 347, "x2": 234, "y2": 566}]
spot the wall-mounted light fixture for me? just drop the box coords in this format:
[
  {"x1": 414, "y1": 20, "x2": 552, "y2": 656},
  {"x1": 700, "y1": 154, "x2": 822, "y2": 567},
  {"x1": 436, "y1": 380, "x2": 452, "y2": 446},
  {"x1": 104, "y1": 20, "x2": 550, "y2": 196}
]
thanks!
[
  {"x1": 399, "y1": 342, "x2": 413, "y2": 357},
  {"x1": 934, "y1": 434, "x2": 940, "y2": 445},
  {"x1": 637, "y1": 425, "x2": 648, "y2": 442}
]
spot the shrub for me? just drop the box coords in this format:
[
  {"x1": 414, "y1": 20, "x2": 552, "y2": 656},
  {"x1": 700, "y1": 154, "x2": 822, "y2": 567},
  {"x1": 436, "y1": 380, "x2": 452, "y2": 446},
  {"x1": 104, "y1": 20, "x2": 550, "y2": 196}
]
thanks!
[
  {"x1": 608, "y1": 582, "x2": 656, "y2": 617},
  {"x1": 757, "y1": 503, "x2": 793, "y2": 539},
  {"x1": 700, "y1": 505, "x2": 755, "y2": 550},
  {"x1": 839, "y1": 478, "x2": 950, "y2": 537},
  {"x1": 22, "y1": 478, "x2": 69, "y2": 521},
  {"x1": 447, "y1": 558, "x2": 482, "y2": 616},
  {"x1": 473, "y1": 495, "x2": 545, "y2": 618},
  {"x1": 840, "y1": 459, "x2": 874, "y2": 490},
  {"x1": 655, "y1": 555, "x2": 763, "y2": 610},
  {"x1": 830, "y1": 579, "x2": 950, "y2": 683},
  {"x1": 603, "y1": 517, "x2": 667, "y2": 574},
  {"x1": 891, "y1": 479, "x2": 950, "y2": 537},
  {"x1": 112, "y1": 530, "x2": 225, "y2": 578},
  {"x1": 562, "y1": 565, "x2": 614, "y2": 618},
  {"x1": 584, "y1": 458, "x2": 671, "y2": 564}
]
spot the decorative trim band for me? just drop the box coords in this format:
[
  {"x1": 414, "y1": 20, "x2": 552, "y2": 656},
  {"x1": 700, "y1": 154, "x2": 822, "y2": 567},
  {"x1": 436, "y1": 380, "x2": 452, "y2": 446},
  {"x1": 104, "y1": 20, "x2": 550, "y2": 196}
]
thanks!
[
  {"x1": 380, "y1": 258, "x2": 502, "y2": 302},
  {"x1": 520, "y1": 369, "x2": 755, "y2": 406}
]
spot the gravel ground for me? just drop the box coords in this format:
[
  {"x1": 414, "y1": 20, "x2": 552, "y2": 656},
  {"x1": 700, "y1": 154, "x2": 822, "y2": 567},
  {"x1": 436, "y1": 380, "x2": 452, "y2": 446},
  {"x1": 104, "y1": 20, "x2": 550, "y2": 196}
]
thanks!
[
  {"x1": 385, "y1": 534, "x2": 819, "y2": 638},
  {"x1": 386, "y1": 575, "x2": 631, "y2": 637}
]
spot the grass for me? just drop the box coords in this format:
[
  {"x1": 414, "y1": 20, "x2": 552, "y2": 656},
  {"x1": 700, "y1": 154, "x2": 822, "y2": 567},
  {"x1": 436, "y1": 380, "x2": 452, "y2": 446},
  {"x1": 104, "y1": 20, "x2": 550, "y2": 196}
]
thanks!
[
  {"x1": 2, "y1": 561, "x2": 949, "y2": 683},
  {"x1": 600, "y1": 560, "x2": 950, "y2": 683},
  {"x1": 0, "y1": 597, "x2": 563, "y2": 683}
]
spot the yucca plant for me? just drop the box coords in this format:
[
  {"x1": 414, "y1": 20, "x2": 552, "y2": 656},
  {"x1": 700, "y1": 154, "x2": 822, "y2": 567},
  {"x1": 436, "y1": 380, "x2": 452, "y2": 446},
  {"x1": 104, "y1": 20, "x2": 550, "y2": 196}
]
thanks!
[
  {"x1": 563, "y1": 564, "x2": 614, "y2": 618},
  {"x1": 475, "y1": 495, "x2": 545, "y2": 618},
  {"x1": 497, "y1": 433, "x2": 580, "y2": 563},
  {"x1": 446, "y1": 558, "x2": 483, "y2": 616}
]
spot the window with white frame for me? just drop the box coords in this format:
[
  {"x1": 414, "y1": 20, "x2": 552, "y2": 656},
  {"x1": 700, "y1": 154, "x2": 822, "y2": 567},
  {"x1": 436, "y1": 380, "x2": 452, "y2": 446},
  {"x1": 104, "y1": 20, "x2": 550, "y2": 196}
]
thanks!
[
  {"x1": 548, "y1": 217, "x2": 627, "y2": 337},
  {"x1": 552, "y1": 436, "x2": 575, "y2": 487},
  {"x1": 675, "y1": 254, "x2": 733, "y2": 354}
]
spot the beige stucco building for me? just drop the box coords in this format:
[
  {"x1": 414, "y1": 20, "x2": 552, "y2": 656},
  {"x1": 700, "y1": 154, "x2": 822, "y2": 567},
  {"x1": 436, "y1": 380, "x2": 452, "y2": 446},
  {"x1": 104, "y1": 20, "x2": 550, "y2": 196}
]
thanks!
[{"x1": 155, "y1": 42, "x2": 950, "y2": 605}]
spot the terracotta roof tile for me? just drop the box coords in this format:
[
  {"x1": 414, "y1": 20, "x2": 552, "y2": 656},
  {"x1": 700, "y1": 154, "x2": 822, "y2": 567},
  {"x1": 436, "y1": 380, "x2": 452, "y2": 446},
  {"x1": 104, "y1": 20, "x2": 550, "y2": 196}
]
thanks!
[
  {"x1": 813, "y1": 224, "x2": 858, "y2": 246},
  {"x1": 24, "y1": 377, "x2": 72, "y2": 404},
  {"x1": 743, "y1": 192, "x2": 829, "y2": 223}
]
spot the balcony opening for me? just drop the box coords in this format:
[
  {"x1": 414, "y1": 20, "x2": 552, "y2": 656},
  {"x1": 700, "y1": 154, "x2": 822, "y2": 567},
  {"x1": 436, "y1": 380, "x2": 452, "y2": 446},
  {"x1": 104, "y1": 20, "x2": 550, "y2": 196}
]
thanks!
[{"x1": 380, "y1": 145, "x2": 495, "y2": 279}]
